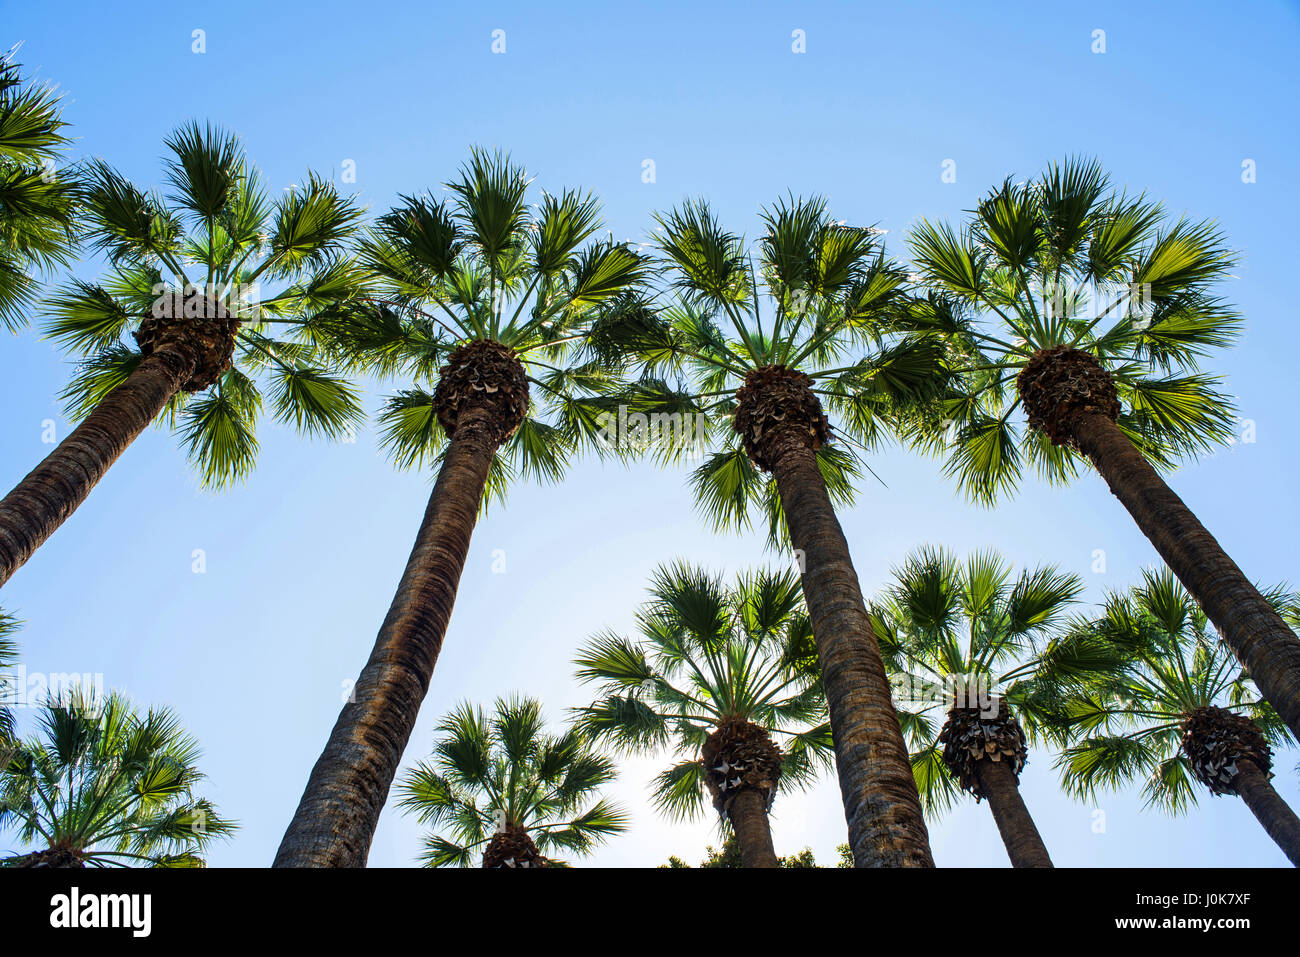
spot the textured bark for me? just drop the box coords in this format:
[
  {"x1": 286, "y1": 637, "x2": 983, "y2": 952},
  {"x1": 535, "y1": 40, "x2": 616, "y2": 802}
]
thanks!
[
  {"x1": 273, "y1": 405, "x2": 498, "y2": 867},
  {"x1": 0, "y1": 346, "x2": 193, "y2": 589},
  {"x1": 1180, "y1": 706, "x2": 1271, "y2": 795},
  {"x1": 727, "y1": 788, "x2": 779, "y2": 868},
  {"x1": 482, "y1": 825, "x2": 548, "y2": 869},
  {"x1": 702, "y1": 719, "x2": 781, "y2": 812},
  {"x1": 1235, "y1": 759, "x2": 1300, "y2": 867},
  {"x1": 1072, "y1": 411, "x2": 1300, "y2": 743},
  {"x1": 7, "y1": 847, "x2": 86, "y2": 868},
  {"x1": 938, "y1": 702, "x2": 1027, "y2": 796},
  {"x1": 972, "y1": 757, "x2": 1053, "y2": 868},
  {"x1": 770, "y1": 442, "x2": 934, "y2": 867}
]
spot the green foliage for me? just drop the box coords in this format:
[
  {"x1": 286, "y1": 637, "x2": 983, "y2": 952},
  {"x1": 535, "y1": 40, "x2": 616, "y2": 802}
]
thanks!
[
  {"x1": 611, "y1": 194, "x2": 948, "y2": 546},
  {"x1": 0, "y1": 610, "x2": 18, "y2": 744},
  {"x1": 396, "y1": 695, "x2": 628, "y2": 867},
  {"x1": 870, "y1": 546, "x2": 1091, "y2": 815},
  {"x1": 573, "y1": 562, "x2": 832, "y2": 824},
  {"x1": 1050, "y1": 568, "x2": 1297, "y2": 814},
  {"x1": 904, "y1": 157, "x2": 1242, "y2": 504},
  {"x1": 659, "y1": 835, "x2": 822, "y2": 867},
  {"x1": 0, "y1": 49, "x2": 80, "y2": 331},
  {"x1": 0, "y1": 690, "x2": 236, "y2": 867},
  {"x1": 325, "y1": 148, "x2": 649, "y2": 511},
  {"x1": 46, "y1": 122, "x2": 365, "y2": 488}
]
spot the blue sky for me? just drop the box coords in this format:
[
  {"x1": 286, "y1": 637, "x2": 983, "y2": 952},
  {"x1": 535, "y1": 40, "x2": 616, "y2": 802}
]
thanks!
[{"x1": 2, "y1": 0, "x2": 1298, "y2": 866}]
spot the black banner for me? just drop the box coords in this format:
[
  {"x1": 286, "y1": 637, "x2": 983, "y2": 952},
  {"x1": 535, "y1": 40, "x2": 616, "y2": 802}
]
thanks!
[{"x1": 1, "y1": 867, "x2": 1290, "y2": 943}]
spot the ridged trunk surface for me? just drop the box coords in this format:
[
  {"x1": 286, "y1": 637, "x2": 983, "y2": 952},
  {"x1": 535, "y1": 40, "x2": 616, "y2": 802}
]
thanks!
[
  {"x1": 273, "y1": 405, "x2": 498, "y2": 867},
  {"x1": 972, "y1": 757, "x2": 1053, "y2": 868},
  {"x1": 770, "y1": 442, "x2": 934, "y2": 868},
  {"x1": 9, "y1": 846, "x2": 87, "y2": 868},
  {"x1": 482, "y1": 825, "x2": 549, "y2": 868},
  {"x1": 1071, "y1": 410, "x2": 1300, "y2": 742},
  {"x1": 1234, "y1": 760, "x2": 1300, "y2": 866},
  {"x1": 728, "y1": 788, "x2": 779, "y2": 868},
  {"x1": 0, "y1": 346, "x2": 193, "y2": 589}
]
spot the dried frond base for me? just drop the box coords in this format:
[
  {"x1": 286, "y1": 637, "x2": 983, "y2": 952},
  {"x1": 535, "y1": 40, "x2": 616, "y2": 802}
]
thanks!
[
  {"x1": 482, "y1": 825, "x2": 550, "y2": 869},
  {"x1": 1016, "y1": 346, "x2": 1120, "y2": 447},
  {"x1": 939, "y1": 703, "x2": 1028, "y2": 800},
  {"x1": 702, "y1": 719, "x2": 783, "y2": 815},
  {"x1": 732, "y1": 365, "x2": 831, "y2": 471},
  {"x1": 133, "y1": 289, "x2": 240, "y2": 393},
  {"x1": 433, "y1": 339, "x2": 530, "y2": 445},
  {"x1": 1181, "y1": 705, "x2": 1272, "y2": 796},
  {"x1": 11, "y1": 846, "x2": 86, "y2": 868}
]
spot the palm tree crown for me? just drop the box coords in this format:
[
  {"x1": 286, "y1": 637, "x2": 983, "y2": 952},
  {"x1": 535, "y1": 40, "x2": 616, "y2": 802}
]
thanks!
[
  {"x1": 604, "y1": 195, "x2": 944, "y2": 539},
  {"x1": 44, "y1": 121, "x2": 366, "y2": 486},
  {"x1": 870, "y1": 547, "x2": 1087, "y2": 812},
  {"x1": 0, "y1": 690, "x2": 236, "y2": 867},
  {"x1": 572, "y1": 562, "x2": 832, "y2": 822},
  {"x1": 1055, "y1": 568, "x2": 1297, "y2": 813},
  {"x1": 905, "y1": 156, "x2": 1239, "y2": 502},
  {"x1": 396, "y1": 695, "x2": 628, "y2": 867},
  {"x1": 325, "y1": 147, "x2": 650, "y2": 497}
]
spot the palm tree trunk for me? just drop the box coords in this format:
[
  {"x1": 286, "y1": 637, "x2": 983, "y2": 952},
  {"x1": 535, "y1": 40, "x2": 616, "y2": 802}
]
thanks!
[
  {"x1": 1235, "y1": 759, "x2": 1300, "y2": 866},
  {"x1": 728, "y1": 789, "x2": 779, "y2": 868},
  {"x1": 0, "y1": 347, "x2": 194, "y2": 590},
  {"x1": 770, "y1": 442, "x2": 934, "y2": 867},
  {"x1": 972, "y1": 758, "x2": 1053, "y2": 868},
  {"x1": 1071, "y1": 411, "x2": 1300, "y2": 742},
  {"x1": 274, "y1": 405, "x2": 498, "y2": 867}
]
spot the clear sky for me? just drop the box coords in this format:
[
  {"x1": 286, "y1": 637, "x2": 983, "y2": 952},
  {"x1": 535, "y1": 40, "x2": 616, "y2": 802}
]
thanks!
[{"x1": 2, "y1": 0, "x2": 1298, "y2": 867}]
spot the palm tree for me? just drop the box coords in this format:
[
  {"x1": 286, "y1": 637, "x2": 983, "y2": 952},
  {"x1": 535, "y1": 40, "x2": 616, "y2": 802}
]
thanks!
[
  {"x1": 869, "y1": 546, "x2": 1093, "y2": 867},
  {"x1": 904, "y1": 157, "x2": 1300, "y2": 743},
  {"x1": 599, "y1": 195, "x2": 945, "y2": 866},
  {"x1": 0, "y1": 121, "x2": 365, "y2": 589},
  {"x1": 573, "y1": 562, "x2": 834, "y2": 868},
  {"x1": 395, "y1": 695, "x2": 628, "y2": 867},
  {"x1": 275, "y1": 150, "x2": 648, "y2": 866},
  {"x1": 0, "y1": 48, "x2": 80, "y2": 331},
  {"x1": 0, "y1": 689, "x2": 236, "y2": 867},
  {"x1": 1054, "y1": 568, "x2": 1300, "y2": 866}
]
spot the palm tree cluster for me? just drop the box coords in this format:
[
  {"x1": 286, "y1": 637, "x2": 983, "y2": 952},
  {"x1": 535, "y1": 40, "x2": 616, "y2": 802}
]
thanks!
[{"x1": 1, "y1": 57, "x2": 1296, "y2": 867}]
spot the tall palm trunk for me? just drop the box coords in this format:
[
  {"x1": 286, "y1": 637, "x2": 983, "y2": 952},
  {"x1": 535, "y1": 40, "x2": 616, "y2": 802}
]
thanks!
[
  {"x1": 728, "y1": 789, "x2": 779, "y2": 868},
  {"x1": 1071, "y1": 411, "x2": 1300, "y2": 742},
  {"x1": 274, "y1": 405, "x2": 497, "y2": 867},
  {"x1": 972, "y1": 758, "x2": 1053, "y2": 868},
  {"x1": 0, "y1": 347, "x2": 193, "y2": 589},
  {"x1": 1234, "y1": 759, "x2": 1300, "y2": 866},
  {"x1": 770, "y1": 442, "x2": 934, "y2": 868}
]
